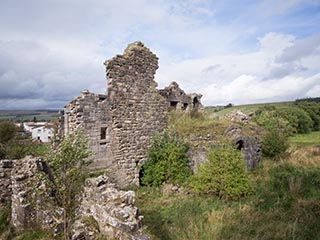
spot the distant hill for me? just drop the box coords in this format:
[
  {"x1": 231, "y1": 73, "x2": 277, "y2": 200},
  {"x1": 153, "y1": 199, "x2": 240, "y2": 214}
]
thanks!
[
  {"x1": 206, "y1": 101, "x2": 293, "y2": 118},
  {"x1": 0, "y1": 109, "x2": 59, "y2": 122}
]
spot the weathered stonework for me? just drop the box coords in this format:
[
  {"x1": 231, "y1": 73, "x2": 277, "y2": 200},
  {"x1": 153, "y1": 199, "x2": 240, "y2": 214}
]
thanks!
[
  {"x1": 226, "y1": 110, "x2": 249, "y2": 124},
  {"x1": 159, "y1": 81, "x2": 203, "y2": 111},
  {"x1": 61, "y1": 42, "x2": 201, "y2": 187},
  {"x1": 10, "y1": 156, "x2": 63, "y2": 233},
  {"x1": 186, "y1": 123, "x2": 262, "y2": 172},
  {"x1": 224, "y1": 125, "x2": 262, "y2": 171},
  {"x1": 0, "y1": 159, "x2": 14, "y2": 210},
  {"x1": 104, "y1": 42, "x2": 169, "y2": 186},
  {"x1": 11, "y1": 156, "x2": 38, "y2": 231},
  {"x1": 72, "y1": 175, "x2": 150, "y2": 240}
]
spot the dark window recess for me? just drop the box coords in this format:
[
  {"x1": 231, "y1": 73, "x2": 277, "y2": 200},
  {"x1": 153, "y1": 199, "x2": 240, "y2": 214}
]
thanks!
[
  {"x1": 100, "y1": 142, "x2": 107, "y2": 146},
  {"x1": 193, "y1": 97, "x2": 199, "y2": 107},
  {"x1": 183, "y1": 103, "x2": 188, "y2": 110},
  {"x1": 236, "y1": 140, "x2": 244, "y2": 150},
  {"x1": 170, "y1": 101, "x2": 178, "y2": 108},
  {"x1": 99, "y1": 95, "x2": 107, "y2": 101},
  {"x1": 100, "y1": 127, "x2": 107, "y2": 140}
]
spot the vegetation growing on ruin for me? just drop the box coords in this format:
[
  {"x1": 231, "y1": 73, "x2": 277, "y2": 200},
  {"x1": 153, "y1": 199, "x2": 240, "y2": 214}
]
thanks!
[
  {"x1": 136, "y1": 145, "x2": 320, "y2": 240},
  {"x1": 136, "y1": 101, "x2": 320, "y2": 240},
  {"x1": 2, "y1": 99, "x2": 320, "y2": 239},
  {"x1": 190, "y1": 146, "x2": 251, "y2": 199},
  {"x1": 168, "y1": 110, "x2": 229, "y2": 139},
  {"x1": 140, "y1": 130, "x2": 190, "y2": 186},
  {"x1": 36, "y1": 131, "x2": 92, "y2": 240}
]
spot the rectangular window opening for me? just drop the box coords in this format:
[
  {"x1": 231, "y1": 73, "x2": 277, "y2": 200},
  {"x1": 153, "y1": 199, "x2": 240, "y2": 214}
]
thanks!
[
  {"x1": 100, "y1": 127, "x2": 107, "y2": 140},
  {"x1": 170, "y1": 101, "x2": 178, "y2": 108}
]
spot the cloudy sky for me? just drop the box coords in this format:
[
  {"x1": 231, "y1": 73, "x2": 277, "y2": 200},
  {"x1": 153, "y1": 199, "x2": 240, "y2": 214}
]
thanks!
[{"x1": 0, "y1": 0, "x2": 319, "y2": 109}]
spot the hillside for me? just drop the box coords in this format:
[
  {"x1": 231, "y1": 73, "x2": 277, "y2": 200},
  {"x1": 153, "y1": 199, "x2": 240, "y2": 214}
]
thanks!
[
  {"x1": 0, "y1": 110, "x2": 59, "y2": 122},
  {"x1": 206, "y1": 101, "x2": 293, "y2": 118}
]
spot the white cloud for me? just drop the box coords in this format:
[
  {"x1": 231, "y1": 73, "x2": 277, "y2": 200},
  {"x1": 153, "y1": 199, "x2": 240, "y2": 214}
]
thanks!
[
  {"x1": 156, "y1": 32, "x2": 320, "y2": 105},
  {"x1": 306, "y1": 84, "x2": 320, "y2": 97},
  {"x1": 0, "y1": 1, "x2": 319, "y2": 109}
]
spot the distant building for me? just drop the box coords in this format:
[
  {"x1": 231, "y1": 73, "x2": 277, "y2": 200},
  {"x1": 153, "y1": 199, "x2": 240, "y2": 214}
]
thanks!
[
  {"x1": 31, "y1": 126, "x2": 54, "y2": 143},
  {"x1": 20, "y1": 122, "x2": 54, "y2": 143}
]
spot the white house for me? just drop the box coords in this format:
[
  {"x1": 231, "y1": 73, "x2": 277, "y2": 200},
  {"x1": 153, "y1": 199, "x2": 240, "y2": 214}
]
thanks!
[{"x1": 31, "y1": 126, "x2": 54, "y2": 143}]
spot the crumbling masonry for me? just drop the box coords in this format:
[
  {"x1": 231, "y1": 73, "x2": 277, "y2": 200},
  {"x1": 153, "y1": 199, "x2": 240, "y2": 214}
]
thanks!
[{"x1": 61, "y1": 42, "x2": 202, "y2": 186}]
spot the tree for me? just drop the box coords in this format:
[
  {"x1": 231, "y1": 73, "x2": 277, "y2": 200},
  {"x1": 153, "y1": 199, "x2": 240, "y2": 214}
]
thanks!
[
  {"x1": 0, "y1": 121, "x2": 17, "y2": 144},
  {"x1": 38, "y1": 131, "x2": 91, "y2": 240}
]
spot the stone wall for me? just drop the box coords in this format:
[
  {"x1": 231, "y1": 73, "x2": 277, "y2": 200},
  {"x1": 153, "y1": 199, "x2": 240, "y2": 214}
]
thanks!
[
  {"x1": 0, "y1": 159, "x2": 14, "y2": 210},
  {"x1": 11, "y1": 156, "x2": 38, "y2": 231},
  {"x1": 159, "y1": 81, "x2": 203, "y2": 111},
  {"x1": 63, "y1": 91, "x2": 113, "y2": 170},
  {"x1": 62, "y1": 41, "x2": 170, "y2": 186},
  {"x1": 105, "y1": 42, "x2": 169, "y2": 186},
  {"x1": 72, "y1": 175, "x2": 150, "y2": 240},
  {"x1": 187, "y1": 124, "x2": 262, "y2": 172}
]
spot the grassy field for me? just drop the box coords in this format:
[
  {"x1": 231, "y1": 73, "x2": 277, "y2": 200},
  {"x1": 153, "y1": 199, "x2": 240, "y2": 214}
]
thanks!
[
  {"x1": 206, "y1": 101, "x2": 293, "y2": 118},
  {"x1": 136, "y1": 145, "x2": 320, "y2": 240},
  {"x1": 289, "y1": 131, "x2": 320, "y2": 146},
  {"x1": 0, "y1": 110, "x2": 59, "y2": 122}
]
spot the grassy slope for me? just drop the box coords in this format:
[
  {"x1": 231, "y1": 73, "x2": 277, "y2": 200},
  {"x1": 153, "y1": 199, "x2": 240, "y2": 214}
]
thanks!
[
  {"x1": 207, "y1": 101, "x2": 293, "y2": 118},
  {"x1": 136, "y1": 145, "x2": 320, "y2": 240},
  {"x1": 136, "y1": 111, "x2": 320, "y2": 240}
]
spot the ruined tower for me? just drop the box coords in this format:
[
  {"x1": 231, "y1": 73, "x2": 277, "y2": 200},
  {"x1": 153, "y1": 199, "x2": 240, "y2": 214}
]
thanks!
[{"x1": 62, "y1": 42, "x2": 169, "y2": 186}]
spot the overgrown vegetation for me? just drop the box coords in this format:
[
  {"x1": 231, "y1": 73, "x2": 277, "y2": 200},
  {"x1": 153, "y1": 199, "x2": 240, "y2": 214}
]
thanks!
[
  {"x1": 2, "y1": 99, "x2": 320, "y2": 239},
  {"x1": 136, "y1": 101, "x2": 320, "y2": 239},
  {"x1": 140, "y1": 130, "x2": 190, "y2": 186},
  {"x1": 190, "y1": 146, "x2": 251, "y2": 199},
  {"x1": 261, "y1": 128, "x2": 289, "y2": 159},
  {"x1": 252, "y1": 105, "x2": 313, "y2": 135},
  {"x1": 136, "y1": 146, "x2": 320, "y2": 240},
  {"x1": 36, "y1": 131, "x2": 91, "y2": 240},
  {"x1": 295, "y1": 100, "x2": 320, "y2": 131}
]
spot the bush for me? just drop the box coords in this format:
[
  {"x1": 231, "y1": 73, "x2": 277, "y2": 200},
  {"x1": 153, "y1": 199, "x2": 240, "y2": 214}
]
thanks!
[
  {"x1": 140, "y1": 130, "x2": 191, "y2": 186},
  {"x1": 295, "y1": 101, "x2": 320, "y2": 131},
  {"x1": 252, "y1": 105, "x2": 313, "y2": 134},
  {"x1": 190, "y1": 146, "x2": 251, "y2": 200},
  {"x1": 277, "y1": 106, "x2": 313, "y2": 134},
  {"x1": 262, "y1": 128, "x2": 289, "y2": 159},
  {"x1": 252, "y1": 106, "x2": 292, "y2": 133},
  {"x1": 0, "y1": 122, "x2": 17, "y2": 144}
]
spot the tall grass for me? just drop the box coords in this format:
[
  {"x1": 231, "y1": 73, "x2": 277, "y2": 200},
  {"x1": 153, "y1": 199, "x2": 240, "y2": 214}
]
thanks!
[{"x1": 136, "y1": 146, "x2": 320, "y2": 240}]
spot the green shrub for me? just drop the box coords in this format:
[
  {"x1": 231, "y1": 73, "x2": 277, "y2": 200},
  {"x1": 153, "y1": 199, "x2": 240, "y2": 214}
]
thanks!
[
  {"x1": 295, "y1": 101, "x2": 320, "y2": 131},
  {"x1": 252, "y1": 106, "x2": 292, "y2": 133},
  {"x1": 277, "y1": 106, "x2": 313, "y2": 134},
  {"x1": 140, "y1": 130, "x2": 191, "y2": 186},
  {"x1": 190, "y1": 146, "x2": 251, "y2": 199},
  {"x1": 262, "y1": 128, "x2": 289, "y2": 159},
  {"x1": 252, "y1": 105, "x2": 313, "y2": 134},
  {"x1": 0, "y1": 121, "x2": 17, "y2": 144}
]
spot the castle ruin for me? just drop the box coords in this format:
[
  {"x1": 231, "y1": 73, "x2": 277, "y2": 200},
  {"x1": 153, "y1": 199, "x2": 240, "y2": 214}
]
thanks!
[{"x1": 61, "y1": 41, "x2": 202, "y2": 186}]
